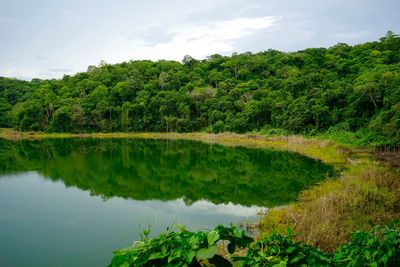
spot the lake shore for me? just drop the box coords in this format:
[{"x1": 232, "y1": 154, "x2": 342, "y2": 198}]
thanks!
[
  {"x1": 0, "y1": 128, "x2": 347, "y2": 164},
  {"x1": 1, "y1": 128, "x2": 398, "y2": 251}
]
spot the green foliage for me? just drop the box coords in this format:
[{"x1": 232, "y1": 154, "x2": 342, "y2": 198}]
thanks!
[
  {"x1": 333, "y1": 224, "x2": 400, "y2": 266},
  {"x1": 1, "y1": 32, "x2": 400, "y2": 145},
  {"x1": 319, "y1": 128, "x2": 395, "y2": 147},
  {"x1": 237, "y1": 228, "x2": 331, "y2": 266},
  {"x1": 110, "y1": 224, "x2": 400, "y2": 267},
  {"x1": 109, "y1": 224, "x2": 253, "y2": 267},
  {"x1": 259, "y1": 125, "x2": 290, "y2": 136}
]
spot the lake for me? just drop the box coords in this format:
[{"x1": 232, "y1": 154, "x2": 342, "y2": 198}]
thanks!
[{"x1": 0, "y1": 138, "x2": 335, "y2": 267}]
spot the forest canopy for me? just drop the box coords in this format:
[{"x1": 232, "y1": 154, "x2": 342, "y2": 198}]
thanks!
[{"x1": 0, "y1": 31, "x2": 399, "y2": 145}]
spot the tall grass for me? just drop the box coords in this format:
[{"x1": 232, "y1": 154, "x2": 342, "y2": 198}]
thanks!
[{"x1": 259, "y1": 160, "x2": 400, "y2": 252}]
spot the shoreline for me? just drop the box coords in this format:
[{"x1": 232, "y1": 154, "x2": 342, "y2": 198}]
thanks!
[{"x1": 0, "y1": 128, "x2": 348, "y2": 164}]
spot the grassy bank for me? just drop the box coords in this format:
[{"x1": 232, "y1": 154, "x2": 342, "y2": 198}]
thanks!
[
  {"x1": 1, "y1": 128, "x2": 398, "y2": 252},
  {"x1": 260, "y1": 159, "x2": 400, "y2": 251}
]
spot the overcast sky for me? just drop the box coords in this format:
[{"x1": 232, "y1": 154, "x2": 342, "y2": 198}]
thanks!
[{"x1": 1, "y1": 0, "x2": 399, "y2": 80}]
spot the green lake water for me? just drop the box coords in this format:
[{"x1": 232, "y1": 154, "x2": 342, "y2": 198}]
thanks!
[{"x1": 0, "y1": 138, "x2": 335, "y2": 267}]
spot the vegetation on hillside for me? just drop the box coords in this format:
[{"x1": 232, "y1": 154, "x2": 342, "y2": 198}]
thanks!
[{"x1": 0, "y1": 32, "x2": 399, "y2": 146}]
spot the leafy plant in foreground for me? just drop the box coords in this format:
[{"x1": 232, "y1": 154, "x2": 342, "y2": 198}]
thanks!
[
  {"x1": 110, "y1": 224, "x2": 400, "y2": 267},
  {"x1": 109, "y1": 224, "x2": 253, "y2": 267},
  {"x1": 333, "y1": 224, "x2": 400, "y2": 266},
  {"x1": 236, "y1": 228, "x2": 331, "y2": 267}
]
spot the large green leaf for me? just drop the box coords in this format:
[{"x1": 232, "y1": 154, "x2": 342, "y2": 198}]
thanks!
[
  {"x1": 196, "y1": 245, "x2": 217, "y2": 260},
  {"x1": 207, "y1": 231, "x2": 220, "y2": 246}
]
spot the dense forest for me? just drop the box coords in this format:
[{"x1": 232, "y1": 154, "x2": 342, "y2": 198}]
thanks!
[{"x1": 0, "y1": 32, "x2": 399, "y2": 145}]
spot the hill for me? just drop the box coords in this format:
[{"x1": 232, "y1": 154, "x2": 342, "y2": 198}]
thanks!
[{"x1": 1, "y1": 31, "x2": 399, "y2": 145}]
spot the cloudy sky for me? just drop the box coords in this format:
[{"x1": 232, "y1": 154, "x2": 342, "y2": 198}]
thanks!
[{"x1": 1, "y1": 0, "x2": 399, "y2": 80}]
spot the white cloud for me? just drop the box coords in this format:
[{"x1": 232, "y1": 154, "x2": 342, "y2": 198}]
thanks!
[
  {"x1": 181, "y1": 199, "x2": 264, "y2": 217},
  {"x1": 1, "y1": 16, "x2": 281, "y2": 79},
  {"x1": 128, "y1": 16, "x2": 281, "y2": 61},
  {"x1": 148, "y1": 198, "x2": 264, "y2": 218}
]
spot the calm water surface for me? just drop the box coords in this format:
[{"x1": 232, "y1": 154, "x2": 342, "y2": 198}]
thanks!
[{"x1": 0, "y1": 138, "x2": 335, "y2": 267}]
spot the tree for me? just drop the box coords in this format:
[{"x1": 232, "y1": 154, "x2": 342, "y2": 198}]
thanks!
[
  {"x1": 51, "y1": 106, "x2": 72, "y2": 132},
  {"x1": 0, "y1": 98, "x2": 11, "y2": 127},
  {"x1": 1, "y1": 32, "x2": 399, "y2": 145}
]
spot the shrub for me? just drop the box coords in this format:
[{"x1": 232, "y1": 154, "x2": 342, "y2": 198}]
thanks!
[{"x1": 110, "y1": 224, "x2": 400, "y2": 267}]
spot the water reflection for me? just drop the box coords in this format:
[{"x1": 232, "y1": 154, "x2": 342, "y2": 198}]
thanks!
[
  {"x1": 0, "y1": 138, "x2": 336, "y2": 207},
  {"x1": 0, "y1": 173, "x2": 258, "y2": 267}
]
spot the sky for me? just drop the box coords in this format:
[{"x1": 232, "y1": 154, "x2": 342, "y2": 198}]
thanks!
[{"x1": 0, "y1": 0, "x2": 399, "y2": 80}]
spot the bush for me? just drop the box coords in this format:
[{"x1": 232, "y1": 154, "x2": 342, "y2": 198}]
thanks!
[
  {"x1": 109, "y1": 224, "x2": 253, "y2": 267},
  {"x1": 236, "y1": 228, "x2": 331, "y2": 266},
  {"x1": 333, "y1": 224, "x2": 400, "y2": 266},
  {"x1": 110, "y1": 224, "x2": 400, "y2": 267}
]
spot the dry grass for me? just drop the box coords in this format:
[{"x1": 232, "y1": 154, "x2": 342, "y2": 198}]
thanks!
[{"x1": 259, "y1": 160, "x2": 400, "y2": 252}]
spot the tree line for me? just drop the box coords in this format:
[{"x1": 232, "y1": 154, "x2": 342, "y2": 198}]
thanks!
[{"x1": 0, "y1": 31, "x2": 399, "y2": 145}]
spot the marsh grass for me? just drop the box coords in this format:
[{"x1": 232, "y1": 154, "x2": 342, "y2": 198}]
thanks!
[{"x1": 259, "y1": 160, "x2": 400, "y2": 252}]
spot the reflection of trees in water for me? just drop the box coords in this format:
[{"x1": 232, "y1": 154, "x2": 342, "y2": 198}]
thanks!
[{"x1": 0, "y1": 139, "x2": 336, "y2": 207}]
